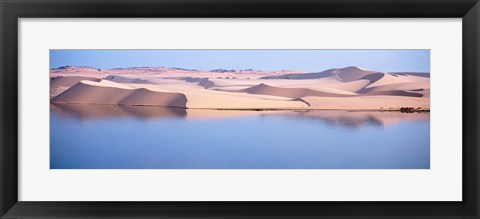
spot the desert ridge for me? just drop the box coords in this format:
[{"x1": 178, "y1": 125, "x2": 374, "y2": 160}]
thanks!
[
  {"x1": 52, "y1": 80, "x2": 188, "y2": 108},
  {"x1": 50, "y1": 66, "x2": 430, "y2": 111}
]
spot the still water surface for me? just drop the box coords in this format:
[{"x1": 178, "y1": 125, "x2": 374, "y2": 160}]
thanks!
[{"x1": 50, "y1": 104, "x2": 430, "y2": 169}]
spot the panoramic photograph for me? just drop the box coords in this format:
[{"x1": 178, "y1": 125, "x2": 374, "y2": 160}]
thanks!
[{"x1": 50, "y1": 50, "x2": 430, "y2": 169}]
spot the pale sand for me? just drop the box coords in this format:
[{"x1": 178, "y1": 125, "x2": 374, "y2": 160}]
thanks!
[
  {"x1": 52, "y1": 80, "x2": 187, "y2": 108},
  {"x1": 129, "y1": 83, "x2": 310, "y2": 109},
  {"x1": 242, "y1": 83, "x2": 348, "y2": 98},
  {"x1": 50, "y1": 76, "x2": 100, "y2": 98},
  {"x1": 366, "y1": 74, "x2": 430, "y2": 88},
  {"x1": 50, "y1": 66, "x2": 430, "y2": 110},
  {"x1": 209, "y1": 78, "x2": 362, "y2": 95}
]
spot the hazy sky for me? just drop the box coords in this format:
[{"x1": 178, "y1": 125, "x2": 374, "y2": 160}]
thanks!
[{"x1": 50, "y1": 50, "x2": 430, "y2": 73}]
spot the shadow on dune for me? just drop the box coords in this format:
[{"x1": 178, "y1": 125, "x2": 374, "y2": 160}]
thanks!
[
  {"x1": 180, "y1": 77, "x2": 215, "y2": 89},
  {"x1": 52, "y1": 80, "x2": 188, "y2": 108},
  {"x1": 51, "y1": 103, "x2": 187, "y2": 120},
  {"x1": 103, "y1": 75, "x2": 151, "y2": 84}
]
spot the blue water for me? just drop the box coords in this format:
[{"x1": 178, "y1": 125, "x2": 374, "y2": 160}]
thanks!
[{"x1": 50, "y1": 104, "x2": 430, "y2": 169}]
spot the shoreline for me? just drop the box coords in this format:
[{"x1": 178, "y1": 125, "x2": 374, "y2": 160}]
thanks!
[{"x1": 50, "y1": 102, "x2": 430, "y2": 113}]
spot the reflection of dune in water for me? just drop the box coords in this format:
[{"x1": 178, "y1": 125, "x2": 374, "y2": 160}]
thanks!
[
  {"x1": 51, "y1": 103, "x2": 429, "y2": 128},
  {"x1": 51, "y1": 103, "x2": 186, "y2": 120},
  {"x1": 270, "y1": 110, "x2": 430, "y2": 128}
]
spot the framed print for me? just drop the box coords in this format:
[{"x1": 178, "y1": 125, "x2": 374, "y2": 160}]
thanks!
[
  {"x1": 47, "y1": 49, "x2": 432, "y2": 170},
  {"x1": 1, "y1": 0, "x2": 479, "y2": 218}
]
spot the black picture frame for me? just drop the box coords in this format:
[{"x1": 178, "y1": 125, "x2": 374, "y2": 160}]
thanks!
[{"x1": 1, "y1": 0, "x2": 479, "y2": 218}]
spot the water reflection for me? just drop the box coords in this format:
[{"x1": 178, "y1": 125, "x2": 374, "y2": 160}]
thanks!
[
  {"x1": 51, "y1": 103, "x2": 186, "y2": 120},
  {"x1": 51, "y1": 103, "x2": 429, "y2": 128},
  {"x1": 50, "y1": 103, "x2": 430, "y2": 169},
  {"x1": 270, "y1": 110, "x2": 429, "y2": 128}
]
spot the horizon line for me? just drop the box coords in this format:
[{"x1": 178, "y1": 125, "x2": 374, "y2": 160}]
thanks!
[{"x1": 50, "y1": 65, "x2": 431, "y2": 74}]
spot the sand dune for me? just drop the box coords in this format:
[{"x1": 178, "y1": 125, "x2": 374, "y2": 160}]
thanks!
[
  {"x1": 52, "y1": 80, "x2": 187, "y2": 108},
  {"x1": 261, "y1": 66, "x2": 380, "y2": 82},
  {"x1": 209, "y1": 78, "x2": 361, "y2": 95},
  {"x1": 239, "y1": 80, "x2": 423, "y2": 99},
  {"x1": 82, "y1": 79, "x2": 134, "y2": 89},
  {"x1": 50, "y1": 65, "x2": 430, "y2": 110},
  {"x1": 119, "y1": 88, "x2": 187, "y2": 107},
  {"x1": 366, "y1": 74, "x2": 429, "y2": 88},
  {"x1": 313, "y1": 79, "x2": 371, "y2": 93},
  {"x1": 175, "y1": 87, "x2": 310, "y2": 109},
  {"x1": 52, "y1": 80, "x2": 308, "y2": 109},
  {"x1": 243, "y1": 83, "x2": 346, "y2": 98},
  {"x1": 50, "y1": 76, "x2": 100, "y2": 98},
  {"x1": 358, "y1": 82, "x2": 430, "y2": 94},
  {"x1": 51, "y1": 76, "x2": 99, "y2": 88}
]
